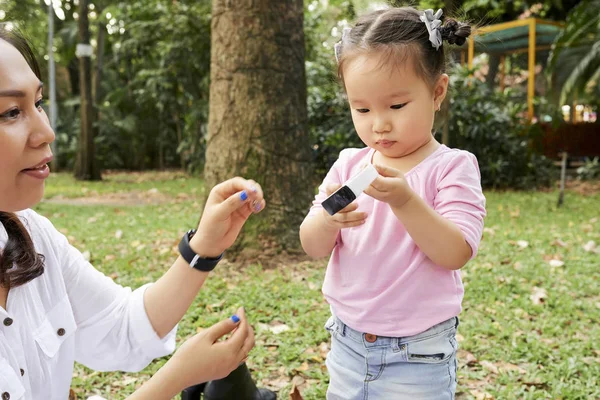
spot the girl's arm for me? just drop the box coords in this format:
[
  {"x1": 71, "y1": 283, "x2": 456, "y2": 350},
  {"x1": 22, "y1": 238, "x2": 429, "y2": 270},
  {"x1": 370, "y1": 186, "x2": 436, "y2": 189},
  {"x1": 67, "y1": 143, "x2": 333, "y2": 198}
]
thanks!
[
  {"x1": 365, "y1": 162, "x2": 485, "y2": 270},
  {"x1": 300, "y1": 184, "x2": 367, "y2": 259},
  {"x1": 390, "y1": 194, "x2": 471, "y2": 269},
  {"x1": 299, "y1": 211, "x2": 340, "y2": 258}
]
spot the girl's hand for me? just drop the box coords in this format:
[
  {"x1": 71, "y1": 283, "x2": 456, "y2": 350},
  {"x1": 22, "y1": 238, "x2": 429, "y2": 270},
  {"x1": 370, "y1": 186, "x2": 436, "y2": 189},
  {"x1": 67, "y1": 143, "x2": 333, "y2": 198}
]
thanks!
[
  {"x1": 321, "y1": 183, "x2": 367, "y2": 230},
  {"x1": 168, "y1": 307, "x2": 255, "y2": 388},
  {"x1": 364, "y1": 164, "x2": 414, "y2": 210},
  {"x1": 192, "y1": 178, "x2": 266, "y2": 257}
]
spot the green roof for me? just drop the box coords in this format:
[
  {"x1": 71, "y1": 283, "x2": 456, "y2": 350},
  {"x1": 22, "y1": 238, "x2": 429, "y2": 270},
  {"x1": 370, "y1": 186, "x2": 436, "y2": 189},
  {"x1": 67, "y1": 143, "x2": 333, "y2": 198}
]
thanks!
[{"x1": 475, "y1": 21, "x2": 562, "y2": 54}]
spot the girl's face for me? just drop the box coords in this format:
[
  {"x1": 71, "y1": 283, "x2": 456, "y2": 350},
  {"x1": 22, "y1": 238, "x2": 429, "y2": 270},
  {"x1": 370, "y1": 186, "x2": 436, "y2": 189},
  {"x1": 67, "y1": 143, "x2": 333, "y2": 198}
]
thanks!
[
  {"x1": 0, "y1": 40, "x2": 55, "y2": 213},
  {"x1": 343, "y1": 51, "x2": 448, "y2": 158}
]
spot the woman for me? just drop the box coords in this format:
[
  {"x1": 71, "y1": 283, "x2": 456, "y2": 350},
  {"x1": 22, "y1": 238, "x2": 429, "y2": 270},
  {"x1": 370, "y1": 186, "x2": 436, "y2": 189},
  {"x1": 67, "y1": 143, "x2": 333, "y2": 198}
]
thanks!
[{"x1": 0, "y1": 27, "x2": 265, "y2": 400}]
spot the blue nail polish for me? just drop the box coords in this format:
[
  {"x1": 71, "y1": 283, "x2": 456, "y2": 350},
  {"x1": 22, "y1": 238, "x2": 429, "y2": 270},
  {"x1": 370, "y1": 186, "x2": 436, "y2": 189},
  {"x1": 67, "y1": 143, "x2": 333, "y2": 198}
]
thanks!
[
  {"x1": 240, "y1": 191, "x2": 248, "y2": 201},
  {"x1": 231, "y1": 315, "x2": 240, "y2": 323}
]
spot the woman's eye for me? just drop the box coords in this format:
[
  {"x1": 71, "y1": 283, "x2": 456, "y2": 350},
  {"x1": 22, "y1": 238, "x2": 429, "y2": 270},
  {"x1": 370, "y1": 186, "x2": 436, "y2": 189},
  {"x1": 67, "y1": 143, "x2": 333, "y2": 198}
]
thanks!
[
  {"x1": 35, "y1": 99, "x2": 46, "y2": 110},
  {"x1": 391, "y1": 103, "x2": 407, "y2": 110},
  {"x1": 0, "y1": 108, "x2": 21, "y2": 119},
  {"x1": 356, "y1": 108, "x2": 370, "y2": 113}
]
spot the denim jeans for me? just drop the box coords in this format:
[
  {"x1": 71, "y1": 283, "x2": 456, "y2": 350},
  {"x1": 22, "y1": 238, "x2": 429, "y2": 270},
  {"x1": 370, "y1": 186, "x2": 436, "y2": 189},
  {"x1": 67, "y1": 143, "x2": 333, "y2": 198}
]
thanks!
[{"x1": 325, "y1": 315, "x2": 459, "y2": 400}]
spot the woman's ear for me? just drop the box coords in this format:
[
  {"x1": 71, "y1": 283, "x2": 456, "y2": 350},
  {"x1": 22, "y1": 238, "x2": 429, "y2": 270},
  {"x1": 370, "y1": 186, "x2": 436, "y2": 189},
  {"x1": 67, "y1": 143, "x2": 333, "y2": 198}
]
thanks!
[{"x1": 433, "y1": 74, "x2": 449, "y2": 109}]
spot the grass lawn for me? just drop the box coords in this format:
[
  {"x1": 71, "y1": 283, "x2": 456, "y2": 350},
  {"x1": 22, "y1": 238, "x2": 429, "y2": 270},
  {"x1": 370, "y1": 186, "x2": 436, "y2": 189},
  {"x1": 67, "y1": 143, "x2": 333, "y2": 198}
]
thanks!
[{"x1": 35, "y1": 172, "x2": 599, "y2": 399}]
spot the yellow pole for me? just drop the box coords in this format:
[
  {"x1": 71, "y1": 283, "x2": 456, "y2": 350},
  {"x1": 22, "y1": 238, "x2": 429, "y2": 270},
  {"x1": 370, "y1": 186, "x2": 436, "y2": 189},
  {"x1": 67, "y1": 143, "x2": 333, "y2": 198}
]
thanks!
[
  {"x1": 468, "y1": 36, "x2": 474, "y2": 70},
  {"x1": 499, "y1": 54, "x2": 506, "y2": 92},
  {"x1": 528, "y1": 19, "x2": 536, "y2": 121}
]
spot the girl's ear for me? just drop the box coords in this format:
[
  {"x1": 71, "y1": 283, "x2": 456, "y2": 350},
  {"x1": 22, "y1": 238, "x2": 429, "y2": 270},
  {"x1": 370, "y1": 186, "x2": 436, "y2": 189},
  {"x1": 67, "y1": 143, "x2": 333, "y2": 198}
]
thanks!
[{"x1": 433, "y1": 74, "x2": 449, "y2": 108}]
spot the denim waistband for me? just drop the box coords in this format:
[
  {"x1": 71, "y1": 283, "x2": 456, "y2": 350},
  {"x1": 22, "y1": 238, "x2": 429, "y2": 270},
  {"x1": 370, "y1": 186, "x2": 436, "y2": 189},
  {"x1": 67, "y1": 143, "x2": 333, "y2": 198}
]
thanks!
[{"x1": 331, "y1": 315, "x2": 458, "y2": 349}]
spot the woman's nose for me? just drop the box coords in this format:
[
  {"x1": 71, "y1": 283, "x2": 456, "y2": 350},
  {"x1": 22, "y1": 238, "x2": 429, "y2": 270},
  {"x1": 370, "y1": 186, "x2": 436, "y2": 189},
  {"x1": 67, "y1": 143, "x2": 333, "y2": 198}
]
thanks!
[{"x1": 28, "y1": 108, "x2": 55, "y2": 148}]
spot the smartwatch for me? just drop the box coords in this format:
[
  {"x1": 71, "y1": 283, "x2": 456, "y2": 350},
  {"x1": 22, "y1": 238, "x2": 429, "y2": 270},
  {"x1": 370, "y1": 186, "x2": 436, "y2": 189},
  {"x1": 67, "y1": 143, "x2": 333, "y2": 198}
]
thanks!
[{"x1": 178, "y1": 229, "x2": 223, "y2": 272}]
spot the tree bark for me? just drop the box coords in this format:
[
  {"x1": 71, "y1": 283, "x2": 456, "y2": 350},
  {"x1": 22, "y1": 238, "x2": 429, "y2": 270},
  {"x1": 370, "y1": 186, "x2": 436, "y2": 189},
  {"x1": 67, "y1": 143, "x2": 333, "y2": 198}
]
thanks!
[
  {"x1": 74, "y1": 0, "x2": 101, "y2": 181},
  {"x1": 205, "y1": 0, "x2": 312, "y2": 259}
]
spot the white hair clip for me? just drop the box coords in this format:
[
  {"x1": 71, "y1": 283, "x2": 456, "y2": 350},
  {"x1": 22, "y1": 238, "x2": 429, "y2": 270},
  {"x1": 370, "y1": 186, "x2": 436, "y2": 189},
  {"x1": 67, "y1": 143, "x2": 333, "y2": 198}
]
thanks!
[
  {"x1": 420, "y1": 9, "x2": 443, "y2": 50},
  {"x1": 334, "y1": 27, "x2": 352, "y2": 63}
]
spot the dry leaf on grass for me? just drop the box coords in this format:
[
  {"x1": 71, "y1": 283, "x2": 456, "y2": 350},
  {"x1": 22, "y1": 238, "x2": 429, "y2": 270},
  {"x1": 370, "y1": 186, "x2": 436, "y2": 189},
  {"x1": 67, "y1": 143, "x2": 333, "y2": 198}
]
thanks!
[
  {"x1": 530, "y1": 287, "x2": 547, "y2": 305},
  {"x1": 479, "y1": 360, "x2": 499, "y2": 374},
  {"x1": 289, "y1": 384, "x2": 304, "y2": 400},
  {"x1": 470, "y1": 389, "x2": 495, "y2": 399}
]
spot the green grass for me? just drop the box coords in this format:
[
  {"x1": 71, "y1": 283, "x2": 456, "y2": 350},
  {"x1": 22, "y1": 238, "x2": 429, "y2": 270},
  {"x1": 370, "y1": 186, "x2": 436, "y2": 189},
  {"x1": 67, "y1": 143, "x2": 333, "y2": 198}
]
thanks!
[{"x1": 35, "y1": 172, "x2": 599, "y2": 399}]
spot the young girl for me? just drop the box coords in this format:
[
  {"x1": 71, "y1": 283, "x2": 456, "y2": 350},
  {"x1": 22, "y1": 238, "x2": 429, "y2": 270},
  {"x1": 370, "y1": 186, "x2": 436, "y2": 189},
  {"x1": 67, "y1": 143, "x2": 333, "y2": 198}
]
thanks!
[
  {"x1": 0, "y1": 28, "x2": 266, "y2": 399},
  {"x1": 300, "y1": 7, "x2": 486, "y2": 399}
]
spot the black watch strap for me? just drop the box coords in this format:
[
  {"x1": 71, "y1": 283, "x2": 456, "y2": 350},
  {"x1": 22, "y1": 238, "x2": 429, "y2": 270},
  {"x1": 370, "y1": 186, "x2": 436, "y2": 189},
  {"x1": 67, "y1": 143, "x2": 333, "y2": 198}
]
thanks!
[{"x1": 178, "y1": 229, "x2": 223, "y2": 272}]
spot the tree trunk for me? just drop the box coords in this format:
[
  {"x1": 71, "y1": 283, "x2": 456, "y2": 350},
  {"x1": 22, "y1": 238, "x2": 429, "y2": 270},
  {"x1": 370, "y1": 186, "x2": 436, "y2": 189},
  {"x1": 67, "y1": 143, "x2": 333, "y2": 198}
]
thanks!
[
  {"x1": 74, "y1": 0, "x2": 101, "y2": 181},
  {"x1": 205, "y1": 0, "x2": 312, "y2": 260},
  {"x1": 486, "y1": 53, "x2": 501, "y2": 92}
]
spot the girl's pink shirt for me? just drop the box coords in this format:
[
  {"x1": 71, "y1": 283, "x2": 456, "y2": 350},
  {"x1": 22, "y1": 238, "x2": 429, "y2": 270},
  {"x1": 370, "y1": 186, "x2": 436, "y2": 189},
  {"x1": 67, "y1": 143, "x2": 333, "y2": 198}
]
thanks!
[{"x1": 307, "y1": 145, "x2": 486, "y2": 336}]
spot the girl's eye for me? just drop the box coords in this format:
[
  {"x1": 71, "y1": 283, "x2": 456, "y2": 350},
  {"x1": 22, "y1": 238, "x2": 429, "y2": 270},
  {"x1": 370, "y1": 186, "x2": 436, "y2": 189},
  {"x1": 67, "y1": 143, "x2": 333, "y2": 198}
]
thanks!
[
  {"x1": 35, "y1": 98, "x2": 46, "y2": 110},
  {"x1": 391, "y1": 103, "x2": 407, "y2": 110},
  {"x1": 356, "y1": 108, "x2": 370, "y2": 113}
]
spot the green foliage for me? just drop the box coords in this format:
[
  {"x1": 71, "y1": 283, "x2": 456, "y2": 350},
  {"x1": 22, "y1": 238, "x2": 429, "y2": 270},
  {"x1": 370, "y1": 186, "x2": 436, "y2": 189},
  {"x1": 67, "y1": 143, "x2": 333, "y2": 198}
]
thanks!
[
  {"x1": 548, "y1": 0, "x2": 600, "y2": 105},
  {"x1": 448, "y1": 66, "x2": 556, "y2": 189},
  {"x1": 305, "y1": 1, "x2": 362, "y2": 178},
  {"x1": 577, "y1": 157, "x2": 600, "y2": 180}
]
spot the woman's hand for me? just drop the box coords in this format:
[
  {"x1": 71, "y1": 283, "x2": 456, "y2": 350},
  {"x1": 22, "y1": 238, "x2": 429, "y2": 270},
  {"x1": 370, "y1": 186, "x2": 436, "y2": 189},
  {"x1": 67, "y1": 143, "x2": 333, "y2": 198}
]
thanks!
[
  {"x1": 192, "y1": 178, "x2": 266, "y2": 257},
  {"x1": 167, "y1": 307, "x2": 255, "y2": 389},
  {"x1": 320, "y1": 183, "x2": 367, "y2": 230},
  {"x1": 126, "y1": 308, "x2": 255, "y2": 400}
]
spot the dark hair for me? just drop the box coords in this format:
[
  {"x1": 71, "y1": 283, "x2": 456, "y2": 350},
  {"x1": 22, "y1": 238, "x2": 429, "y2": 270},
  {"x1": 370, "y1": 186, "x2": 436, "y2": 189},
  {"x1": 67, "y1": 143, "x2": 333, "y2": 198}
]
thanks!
[
  {"x1": 336, "y1": 7, "x2": 471, "y2": 88},
  {"x1": 0, "y1": 26, "x2": 45, "y2": 288}
]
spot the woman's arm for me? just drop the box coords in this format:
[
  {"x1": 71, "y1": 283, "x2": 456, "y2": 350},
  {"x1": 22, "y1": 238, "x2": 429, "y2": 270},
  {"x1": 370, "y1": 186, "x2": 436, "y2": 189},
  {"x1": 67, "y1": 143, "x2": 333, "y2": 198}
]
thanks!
[{"x1": 144, "y1": 178, "x2": 265, "y2": 338}]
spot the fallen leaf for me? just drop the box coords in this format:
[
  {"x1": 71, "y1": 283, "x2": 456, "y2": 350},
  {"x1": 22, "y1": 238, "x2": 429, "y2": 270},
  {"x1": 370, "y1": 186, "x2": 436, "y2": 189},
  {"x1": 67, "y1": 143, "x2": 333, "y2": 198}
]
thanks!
[
  {"x1": 530, "y1": 287, "x2": 547, "y2": 305},
  {"x1": 82, "y1": 251, "x2": 91, "y2": 262},
  {"x1": 583, "y1": 240, "x2": 596, "y2": 252},
  {"x1": 269, "y1": 323, "x2": 291, "y2": 335},
  {"x1": 516, "y1": 240, "x2": 529, "y2": 249},
  {"x1": 115, "y1": 230, "x2": 123, "y2": 239},
  {"x1": 289, "y1": 384, "x2": 304, "y2": 400},
  {"x1": 470, "y1": 389, "x2": 495, "y2": 399},
  {"x1": 548, "y1": 259, "x2": 565, "y2": 267},
  {"x1": 497, "y1": 362, "x2": 526, "y2": 374},
  {"x1": 483, "y1": 227, "x2": 496, "y2": 237},
  {"x1": 552, "y1": 239, "x2": 568, "y2": 248},
  {"x1": 480, "y1": 360, "x2": 499, "y2": 374}
]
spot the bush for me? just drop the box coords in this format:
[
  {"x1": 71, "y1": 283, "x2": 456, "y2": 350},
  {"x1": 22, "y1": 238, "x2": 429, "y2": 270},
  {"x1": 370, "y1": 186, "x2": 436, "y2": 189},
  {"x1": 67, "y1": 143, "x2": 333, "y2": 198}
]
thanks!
[
  {"x1": 577, "y1": 157, "x2": 600, "y2": 180},
  {"x1": 447, "y1": 66, "x2": 556, "y2": 190}
]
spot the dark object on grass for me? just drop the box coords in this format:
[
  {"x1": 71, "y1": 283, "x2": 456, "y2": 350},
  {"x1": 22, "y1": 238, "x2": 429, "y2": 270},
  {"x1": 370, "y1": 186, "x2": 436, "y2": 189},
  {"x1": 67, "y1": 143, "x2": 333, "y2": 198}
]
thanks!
[{"x1": 181, "y1": 363, "x2": 276, "y2": 400}]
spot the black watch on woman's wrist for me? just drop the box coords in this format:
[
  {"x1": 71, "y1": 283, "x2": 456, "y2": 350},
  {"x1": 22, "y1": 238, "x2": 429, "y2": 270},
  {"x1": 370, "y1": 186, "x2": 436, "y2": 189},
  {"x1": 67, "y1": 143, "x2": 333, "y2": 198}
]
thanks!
[{"x1": 178, "y1": 229, "x2": 223, "y2": 272}]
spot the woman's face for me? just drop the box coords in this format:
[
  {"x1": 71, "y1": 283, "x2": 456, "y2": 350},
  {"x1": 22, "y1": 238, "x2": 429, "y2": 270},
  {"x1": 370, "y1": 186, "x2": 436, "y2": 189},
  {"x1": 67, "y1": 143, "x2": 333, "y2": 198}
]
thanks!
[{"x1": 0, "y1": 39, "x2": 55, "y2": 212}]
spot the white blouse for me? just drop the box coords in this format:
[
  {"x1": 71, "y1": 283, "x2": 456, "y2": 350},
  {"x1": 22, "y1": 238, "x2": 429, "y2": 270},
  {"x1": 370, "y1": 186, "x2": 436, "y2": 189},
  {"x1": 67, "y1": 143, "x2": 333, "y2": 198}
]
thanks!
[{"x1": 0, "y1": 209, "x2": 177, "y2": 400}]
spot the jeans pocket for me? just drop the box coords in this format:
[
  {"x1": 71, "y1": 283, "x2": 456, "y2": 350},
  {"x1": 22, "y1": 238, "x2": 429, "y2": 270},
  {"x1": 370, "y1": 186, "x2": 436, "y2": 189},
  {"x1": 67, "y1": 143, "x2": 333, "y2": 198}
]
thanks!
[
  {"x1": 324, "y1": 315, "x2": 337, "y2": 336},
  {"x1": 405, "y1": 326, "x2": 457, "y2": 364}
]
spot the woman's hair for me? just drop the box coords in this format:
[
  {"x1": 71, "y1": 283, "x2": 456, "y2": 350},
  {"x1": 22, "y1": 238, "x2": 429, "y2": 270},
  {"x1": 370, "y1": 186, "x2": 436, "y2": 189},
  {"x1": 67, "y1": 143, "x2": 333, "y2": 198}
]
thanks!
[
  {"x1": 0, "y1": 26, "x2": 46, "y2": 288},
  {"x1": 336, "y1": 7, "x2": 471, "y2": 88}
]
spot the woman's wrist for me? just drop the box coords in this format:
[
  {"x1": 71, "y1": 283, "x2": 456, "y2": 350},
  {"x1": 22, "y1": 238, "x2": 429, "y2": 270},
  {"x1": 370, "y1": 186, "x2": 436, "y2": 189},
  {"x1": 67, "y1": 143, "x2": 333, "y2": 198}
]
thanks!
[
  {"x1": 130, "y1": 358, "x2": 186, "y2": 399},
  {"x1": 189, "y1": 232, "x2": 224, "y2": 258}
]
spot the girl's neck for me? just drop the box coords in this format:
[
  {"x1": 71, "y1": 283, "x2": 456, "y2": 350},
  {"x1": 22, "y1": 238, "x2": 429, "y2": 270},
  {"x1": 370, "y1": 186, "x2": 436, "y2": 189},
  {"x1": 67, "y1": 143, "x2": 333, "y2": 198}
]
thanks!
[{"x1": 373, "y1": 138, "x2": 440, "y2": 174}]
